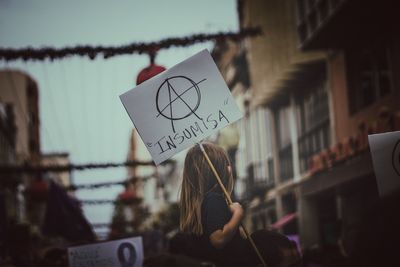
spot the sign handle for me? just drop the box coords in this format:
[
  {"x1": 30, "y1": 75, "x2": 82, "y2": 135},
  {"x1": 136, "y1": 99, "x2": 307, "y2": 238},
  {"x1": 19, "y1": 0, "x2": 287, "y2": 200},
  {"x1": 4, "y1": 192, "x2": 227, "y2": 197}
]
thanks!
[{"x1": 198, "y1": 143, "x2": 268, "y2": 267}]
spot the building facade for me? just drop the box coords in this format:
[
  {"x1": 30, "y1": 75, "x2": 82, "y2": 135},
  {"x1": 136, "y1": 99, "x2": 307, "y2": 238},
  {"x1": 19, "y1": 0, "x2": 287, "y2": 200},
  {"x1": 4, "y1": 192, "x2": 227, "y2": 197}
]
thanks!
[
  {"x1": 295, "y1": 0, "x2": 400, "y2": 253},
  {"x1": 0, "y1": 70, "x2": 41, "y2": 164},
  {"x1": 214, "y1": 0, "x2": 400, "y2": 260},
  {"x1": 0, "y1": 70, "x2": 42, "y2": 261},
  {"x1": 0, "y1": 101, "x2": 18, "y2": 255},
  {"x1": 0, "y1": 70, "x2": 41, "y2": 222}
]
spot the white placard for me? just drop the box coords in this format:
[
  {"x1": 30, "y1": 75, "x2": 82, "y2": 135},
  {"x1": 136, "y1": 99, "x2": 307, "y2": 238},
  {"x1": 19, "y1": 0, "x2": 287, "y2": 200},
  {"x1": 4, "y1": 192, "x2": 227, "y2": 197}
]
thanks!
[
  {"x1": 368, "y1": 131, "x2": 400, "y2": 196},
  {"x1": 120, "y1": 49, "x2": 243, "y2": 165},
  {"x1": 68, "y1": 237, "x2": 143, "y2": 267}
]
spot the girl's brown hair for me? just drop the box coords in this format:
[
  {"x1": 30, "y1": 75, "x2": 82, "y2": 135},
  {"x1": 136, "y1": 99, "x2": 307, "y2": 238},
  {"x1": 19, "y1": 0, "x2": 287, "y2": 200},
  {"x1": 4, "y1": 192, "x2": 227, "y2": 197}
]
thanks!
[{"x1": 179, "y1": 142, "x2": 233, "y2": 235}]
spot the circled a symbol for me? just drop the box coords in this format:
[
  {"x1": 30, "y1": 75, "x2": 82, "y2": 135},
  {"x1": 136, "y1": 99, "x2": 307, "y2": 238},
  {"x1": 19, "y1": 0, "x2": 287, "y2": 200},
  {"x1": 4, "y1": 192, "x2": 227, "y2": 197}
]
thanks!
[
  {"x1": 392, "y1": 139, "x2": 400, "y2": 177},
  {"x1": 117, "y1": 242, "x2": 136, "y2": 267},
  {"x1": 156, "y1": 76, "x2": 206, "y2": 133}
]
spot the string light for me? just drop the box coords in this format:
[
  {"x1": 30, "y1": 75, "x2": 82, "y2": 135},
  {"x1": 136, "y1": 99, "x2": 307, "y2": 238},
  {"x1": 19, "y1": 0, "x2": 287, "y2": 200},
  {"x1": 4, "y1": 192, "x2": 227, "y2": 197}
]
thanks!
[
  {"x1": 0, "y1": 27, "x2": 262, "y2": 61},
  {"x1": 0, "y1": 159, "x2": 175, "y2": 174},
  {"x1": 65, "y1": 174, "x2": 154, "y2": 191}
]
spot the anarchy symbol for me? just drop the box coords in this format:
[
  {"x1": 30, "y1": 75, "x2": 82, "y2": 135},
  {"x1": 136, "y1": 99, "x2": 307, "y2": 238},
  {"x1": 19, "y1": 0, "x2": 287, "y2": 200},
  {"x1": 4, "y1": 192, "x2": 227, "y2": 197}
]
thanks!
[{"x1": 156, "y1": 76, "x2": 206, "y2": 133}]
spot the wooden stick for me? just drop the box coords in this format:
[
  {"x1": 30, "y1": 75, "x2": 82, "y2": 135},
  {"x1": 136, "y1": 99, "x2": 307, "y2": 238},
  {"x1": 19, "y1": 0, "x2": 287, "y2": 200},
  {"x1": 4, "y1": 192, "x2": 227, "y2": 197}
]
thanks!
[{"x1": 198, "y1": 143, "x2": 268, "y2": 267}]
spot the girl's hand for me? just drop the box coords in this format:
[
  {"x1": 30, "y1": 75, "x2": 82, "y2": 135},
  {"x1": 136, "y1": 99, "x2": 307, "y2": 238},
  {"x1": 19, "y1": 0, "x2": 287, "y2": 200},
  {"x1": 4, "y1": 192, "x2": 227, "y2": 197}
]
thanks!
[
  {"x1": 210, "y1": 202, "x2": 244, "y2": 249},
  {"x1": 229, "y1": 202, "x2": 244, "y2": 218}
]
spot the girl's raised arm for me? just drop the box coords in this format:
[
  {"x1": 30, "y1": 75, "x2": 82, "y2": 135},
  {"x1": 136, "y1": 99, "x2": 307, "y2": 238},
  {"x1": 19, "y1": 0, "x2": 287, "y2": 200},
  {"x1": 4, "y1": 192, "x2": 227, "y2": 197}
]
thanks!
[{"x1": 209, "y1": 202, "x2": 244, "y2": 249}]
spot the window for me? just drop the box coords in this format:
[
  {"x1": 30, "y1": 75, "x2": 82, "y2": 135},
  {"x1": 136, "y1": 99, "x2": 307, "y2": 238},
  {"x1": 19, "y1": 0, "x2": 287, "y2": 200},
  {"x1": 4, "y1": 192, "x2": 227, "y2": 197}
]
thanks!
[
  {"x1": 347, "y1": 47, "x2": 392, "y2": 114},
  {"x1": 248, "y1": 109, "x2": 274, "y2": 184},
  {"x1": 297, "y1": 79, "x2": 330, "y2": 173},
  {"x1": 277, "y1": 106, "x2": 292, "y2": 149},
  {"x1": 276, "y1": 104, "x2": 294, "y2": 182}
]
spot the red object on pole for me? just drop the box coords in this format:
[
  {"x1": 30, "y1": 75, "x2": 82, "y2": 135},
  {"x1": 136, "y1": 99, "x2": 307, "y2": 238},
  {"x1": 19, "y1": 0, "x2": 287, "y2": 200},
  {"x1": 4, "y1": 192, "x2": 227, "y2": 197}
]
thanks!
[
  {"x1": 136, "y1": 64, "x2": 166, "y2": 85},
  {"x1": 118, "y1": 190, "x2": 141, "y2": 205},
  {"x1": 118, "y1": 190, "x2": 136, "y2": 200}
]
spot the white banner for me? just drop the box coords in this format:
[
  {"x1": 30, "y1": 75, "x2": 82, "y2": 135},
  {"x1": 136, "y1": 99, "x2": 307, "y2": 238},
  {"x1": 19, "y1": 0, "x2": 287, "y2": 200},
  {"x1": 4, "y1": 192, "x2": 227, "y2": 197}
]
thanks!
[
  {"x1": 368, "y1": 131, "x2": 400, "y2": 196},
  {"x1": 68, "y1": 237, "x2": 143, "y2": 267},
  {"x1": 120, "y1": 49, "x2": 243, "y2": 165}
]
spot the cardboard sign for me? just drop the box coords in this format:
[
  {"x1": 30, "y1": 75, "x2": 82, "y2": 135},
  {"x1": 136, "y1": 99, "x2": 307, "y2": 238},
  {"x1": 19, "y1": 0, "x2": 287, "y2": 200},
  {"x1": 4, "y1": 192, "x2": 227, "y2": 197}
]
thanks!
[
  {"x1": 120, "y1": 49, "x2": 243, "y2": 165},
  {"x1": 368, "y1": 131, "x2": 400, "y2": 196},
  {"x1": 68, "y1": 237, "x2": 143, "y2": 267}
]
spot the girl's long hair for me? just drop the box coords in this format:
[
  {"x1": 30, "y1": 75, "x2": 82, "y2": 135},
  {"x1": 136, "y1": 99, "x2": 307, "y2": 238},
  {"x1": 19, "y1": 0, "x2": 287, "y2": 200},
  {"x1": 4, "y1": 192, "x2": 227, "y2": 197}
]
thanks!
[{"x1": 179, "y1": 142, "x2": 233, "y2": 235}]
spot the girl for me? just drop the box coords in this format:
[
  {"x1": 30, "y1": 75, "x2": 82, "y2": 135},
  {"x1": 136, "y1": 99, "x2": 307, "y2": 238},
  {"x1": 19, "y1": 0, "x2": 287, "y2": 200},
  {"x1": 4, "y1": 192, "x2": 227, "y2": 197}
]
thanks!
[{"x1": 178, "y1": 142, "x2": 301, "y2": 267}]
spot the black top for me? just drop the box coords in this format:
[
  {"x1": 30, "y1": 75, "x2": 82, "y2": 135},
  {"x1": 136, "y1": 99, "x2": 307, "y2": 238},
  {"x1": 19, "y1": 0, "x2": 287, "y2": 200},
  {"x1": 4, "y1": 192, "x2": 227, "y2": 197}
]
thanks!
[
  {"x1": 201, "y1": 192, "x2": 256, "y2": 266},
  {"x1": 202, "y1": 192, "x2": 232, "y2": 236}
]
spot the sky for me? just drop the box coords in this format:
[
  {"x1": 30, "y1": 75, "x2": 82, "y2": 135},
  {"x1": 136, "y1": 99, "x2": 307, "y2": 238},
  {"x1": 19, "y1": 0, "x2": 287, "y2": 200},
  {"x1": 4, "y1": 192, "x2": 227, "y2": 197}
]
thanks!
[{"x1": 0, "y1": 0, "x2": 238, "y2": 237}]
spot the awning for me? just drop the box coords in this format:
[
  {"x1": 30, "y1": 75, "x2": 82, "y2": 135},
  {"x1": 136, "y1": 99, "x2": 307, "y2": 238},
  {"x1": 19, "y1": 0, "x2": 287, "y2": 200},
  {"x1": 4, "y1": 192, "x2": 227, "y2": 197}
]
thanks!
[{"x1": 270, "y1": 212, "x2": 297, "y2": 229}]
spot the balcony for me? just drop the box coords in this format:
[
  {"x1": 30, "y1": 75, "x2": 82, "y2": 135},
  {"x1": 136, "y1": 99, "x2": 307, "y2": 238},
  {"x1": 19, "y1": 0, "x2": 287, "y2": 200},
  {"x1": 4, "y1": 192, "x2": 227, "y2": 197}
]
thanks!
[
  {"x1": 279, "y1": 144, "x2": 294, "y2": 182},
  {"x1": 298, "y1": 119, "x2": 330, "y2": 173},
  {"x1": 244, "y1": 162, "x2": 275, "y2": 200},
  {"x1": 297, "y1": 0, "x2": 397, "y2": 50}
]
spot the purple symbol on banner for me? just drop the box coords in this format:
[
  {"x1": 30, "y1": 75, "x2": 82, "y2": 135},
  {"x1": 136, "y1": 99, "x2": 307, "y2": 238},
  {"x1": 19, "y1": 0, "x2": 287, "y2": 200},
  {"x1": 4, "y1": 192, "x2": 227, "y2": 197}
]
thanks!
[
  {"x1": 117, "y1": 242, "x2": 136, "y2": 267},
  {"x1": 392, "y1": 139, "x2": 400, "y2": 176}
]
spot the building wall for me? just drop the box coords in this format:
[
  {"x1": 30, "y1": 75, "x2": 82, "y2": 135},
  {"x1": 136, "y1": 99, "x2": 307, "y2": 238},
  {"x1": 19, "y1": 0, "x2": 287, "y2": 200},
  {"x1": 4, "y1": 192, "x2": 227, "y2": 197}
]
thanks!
[
  {"x1": 330, "y1": 45, "x2": 400, "y2": 141},
  {"x1": 126, "y1": 129, "x2": 137, "y2": 178},
  {"x1": 126, "y1": 130, "x2": 156, "y2": 207},
  {"x1": 214, "y1": 43, "x2": 278, "y2": 204},
  {"x1": 223, "y1": 0, "x2": 400, "y2": 254},
  {"x1": 242, "y1": 0, "x2": 324, "y2": 106},
  {"x1": 294, "y1": 1, "x2": 400, "y2": 252},
  {"x1": 0, "y1": 70, "x2": 41, "y2": 228},
  {"x1": 329, "y1": 51, "x2": 350, "y2": 141},
  {"x1": 0, "y1": 103, "x2": 16, "y2": 165},
  {"x1": 41, "y1": 153, "x2": 71, "y2": 187},
  {"x1": 0, "y1": 101, "x2": 18, "y2": 240},
  {"x1": 0, "y1": 70, "x2": 40, "y2": 163}
]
